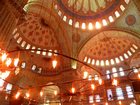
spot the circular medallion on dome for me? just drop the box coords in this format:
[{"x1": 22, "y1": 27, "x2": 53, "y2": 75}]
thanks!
[
  {"x1": 55, "y1": 0, "x2": 130, "y2": 30},
  {"x1": 125, "y1": 15, "x2": 136, "y2": 26}
]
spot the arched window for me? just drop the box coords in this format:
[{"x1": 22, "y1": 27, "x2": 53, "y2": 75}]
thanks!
[
  {"x1": 84, "y1": 56, "x2": 87, "y2": 62},
  {"x1": 126, "y1": 86, "x2": 134, "y2": 98},
  {"x1": 75, "y1": 22, "x2": 79, "y2": 28},
  {"x1": 82, "y1": 23, "x2": 86, "y2": 29},
  {"x1": 91, "y1": 59, "x2": 95, "y2": 65},
  {"x1": 88, "y1": 22, "x2": 93, "y2": 30},
  {"x1": 48, "y1": 50, "x2": 52, "y2": 57},
  {"x1": 89, "y1": 95, "x2": 94, "y2": 103},
  {"x1": 107, "y1": 89, "x2": 113, "y2": 101},
  {"x1": 87, "y1": 58, "x2": 91, "y2": 64},
  {"x1": 106, "y1": 70, "x2": 110, "y2": 79},
  {"x1": 109, "y1": 16, "x2": 114, "y2": 22},
  {"x1": 96, "y1": 60, "x2": 100, "y2": 66},
  {"x1": 102, "y1": 19, "x2": 108, "y2": 26},
  {"x1": 32, "y1": 65, "x2": 37, "y2": 71},
  {"x1": 69, "y1": 19, "x2": 73, "y2": 25},
  {"x1": 26, "y1": 44, "x2": 31, "y2": 49},
  {"x1": 21, "y1": 62, "x2": 26, "y2": 69},
  {"x1": 110, "y1": 59, "x2": 115, "y2": 65},
  {"x1": 115, "y1": 11, "x2": 120, "y2": 17},
  {"x1": 100, "y1": 60, "x2": 105, "y2": 66},
  {"x1": 6, "y1": 83, "x2": 12, "y2": 94},
  {"x1": 95, "y1": 95, "x2": 101, "y2": 102},
  {"x1": 119, "y1": 67, "x2": 125, "y2": 76},
  {"x1": 36, "y1": 48, "x2": 41, "y2": 54},
  {"x1": 17, "y1": 37, "x2": 22, "y2": 44},
  {"x1": 112, "y1": 67, "x2": 118, "y2": 77},
  {"x1": 116, "y1": 87, "x2": 124, "y2": 100}
]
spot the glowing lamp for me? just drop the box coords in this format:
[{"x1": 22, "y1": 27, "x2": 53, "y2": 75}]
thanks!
[
  {"x1": 119, "y1": 101, "x2": 122, "y2": 105},
  {"x1": 1, "y1": 71, "x2": 10, "y2": 79},
  {"x1": 54, "y1": 91, "x2": 58, "y2": 96},
  {"x1": 83, "y1": 71, "x2": 88, "y2": 79},
  {"x1": 105, "y1": 102, "x2": 108, "y2": 105},
  {"x1": 91, "y1": 84, "x2": 95, "y2": 90},
  {"x1": 6, "y1": 58, "x2": 12, "y2": 67},
  {"x1": 1, "y1": 53, "x2": 7, "y2": 62},
  {"x1": 40, "y1": 91, "x2": 43, "y2": 97},
  {"x1": 112, "y1": 79, "x2": 118, "y2": 86},
  {"x1": 26, "y1": 92, "x2": 30, "y2": 98},
  {"x1": 14, "y1": 58, "x2": 19, "y2": 67},
  {"x1": 98, "y1": 79, "x2": 102, "y2": 85},
  {"x1": 15, "y1": 92, "x2": 20, "y2": 99},
  {"x1": 52, "y1": 60, "x2": 57, "y2": 69},
  {"x1": 71, "y1": 87, "x2": 75, "y2": 94},
  {"x1": 138, "y1": 74, "x2": 140, "y2": 79}
]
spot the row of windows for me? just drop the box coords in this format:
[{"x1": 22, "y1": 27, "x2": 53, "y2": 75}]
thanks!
[
  {"x1": 13, "y1": 30, "x2": 58, "y2": 57},
  {"x1": 89, "y1": 95, "x2": 101, "y2": 103},
  {"x1": 89, "y1": 85, "x2": 134, "y2": 103},
  {"x1": 83, "y1": 66, "x2": 140, "y2": 81},
  {"x1": 31, "y1": 64, "x2": 42, "y2": 74},
  {"x1": 107, "y1": 86, "x2": 134, "y2": 101},
  {"x1": 84, "y1": 44, "x2": 138, "y2": 67},
  {"x1": 106, "y1": 67, "x2": 125, "y2": 79},
  {"x1": 20, "y1": 62, "x2": 47, "y2": 74},
  {"x1": 19, "y1": 62, "x2": 42, "y2": 73},
  {"x1": 106, "y1": 67, "x2": 140, "y2": 79},
  {"x1": 55, "y1": 0, "x2": 130, "y2": 30}
]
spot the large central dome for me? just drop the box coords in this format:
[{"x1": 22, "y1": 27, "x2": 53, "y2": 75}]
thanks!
[
  {"x1": 59, "y1": 0, "x2": 114, "y2": 17},
  {"x1": 55, "y1": 0, "x2": 130, "y2": 30}
]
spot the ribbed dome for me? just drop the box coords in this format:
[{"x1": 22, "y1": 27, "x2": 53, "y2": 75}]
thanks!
[{"x1": 55, "y1": 0, "x2": 130, "y2": 30}]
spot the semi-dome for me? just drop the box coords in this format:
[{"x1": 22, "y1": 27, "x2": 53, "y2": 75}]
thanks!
[{"x1": 79, "y1": 31, "x2": 140, "y2": 67}]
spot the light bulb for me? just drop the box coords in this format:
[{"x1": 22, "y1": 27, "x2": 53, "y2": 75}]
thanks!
[
  {"x1": 119, "y1": 101, "x2": 122, "y2": 105},
  {"x1": 112, "y1": 79, "x2": 118, "y2": 86},
  {"x1": 54, "y1": 91, "x2": 58, "y2": 96},
  {"x1": 14, "y1": 58, "x2": 19, "y2": 67},
  {"x1": 26, "y1": 92, "x2": 30, "y2": 98},
  {"x1": 6, "y1": 58, "x2": 12, "y2": 67},
  {"x1": 98, "y1": 79, "x2": 102, "y2": 85},
  {"x1": 52, "y1": 60, "x2": 57, "y2": 69},
  {"x1": 91, "y1": 84, "x2": 95, "y2": 90},
  {"x1": 40, "y1": 91, "x2": 43, "y2": 97},
  {"x1": 1, "y1": 53, "x2": 7, "y2": 62},
  {"x1": 83, "y1": 71, "x2": 88, "y2": 79},
  {"x1": 1, "y1": 71, "x2": 10, "y2": 79},
  {"x1": 138, "y1": 74, "x2": 140, "y2": 79},
  {"x1": 105, "y1": 102, "x2": 108, "y2": 105},
  {"x1": 15, "y1": 92, "x2": 20, "y2": 99},
  {"x1": 71, "y1": 87, "x2": 75, "y2": 94}
]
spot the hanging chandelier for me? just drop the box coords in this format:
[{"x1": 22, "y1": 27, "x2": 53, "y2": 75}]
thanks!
[{"x1": 0, "y1": 49, "x2": 19, "y2": 80}]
